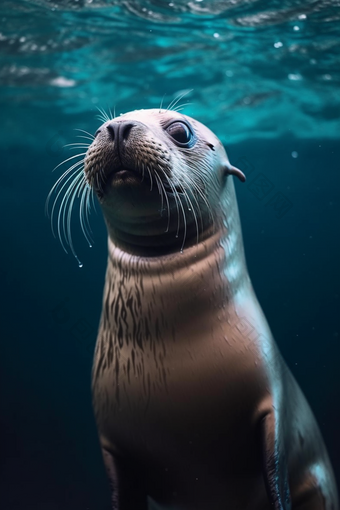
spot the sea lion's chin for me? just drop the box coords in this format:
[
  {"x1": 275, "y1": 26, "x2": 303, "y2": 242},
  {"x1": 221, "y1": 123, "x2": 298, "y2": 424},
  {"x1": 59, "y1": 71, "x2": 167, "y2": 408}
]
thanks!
[{"x1": 99, "y1": 183, "x2": 167, "y2": 240}]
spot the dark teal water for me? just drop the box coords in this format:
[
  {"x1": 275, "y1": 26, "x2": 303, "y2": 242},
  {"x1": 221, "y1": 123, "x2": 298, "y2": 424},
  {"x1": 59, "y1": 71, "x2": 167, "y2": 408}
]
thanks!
[{"x1": 1, "y1": 1, "x2": 339, "y2": 508}]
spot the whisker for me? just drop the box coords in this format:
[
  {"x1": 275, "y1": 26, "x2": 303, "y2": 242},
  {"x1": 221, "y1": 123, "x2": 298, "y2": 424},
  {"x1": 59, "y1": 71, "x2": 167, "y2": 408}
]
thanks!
[
  {"x1": 179, "y1": 173, "x2": 204, "y2": 231},
  {"x1": 90, "y1": 185, "x2": 97, "y2": 214},
  {"x1": 161, "y1": 172, "x2": 182, "y2": 242},
  {"x1": 172, "y1": 102, "x2": 192, "y2": 112},
  {"x1": 155, "y1": 168, "x2": 171, "y2": 232},
  {"x1": 79, "y1": 182, "x2": 94, "y2": 247},
  {"x1": 75, "y1": 135, "x2": 94, "y2": 143},
  {"x1": 96, "y1": 106, "x2": 110, "y2": 124},
  {"x1": 65, "y1": 176, "x2": 86, "y2": 267},
  {"x1": 185, "y1": 165, "x2": 215, "y2": 228},
  {"x1": 64, "y1": 142, "x2": 90, "y2": 149},
  {"x1": 55, "y1": 170, "x2": 84, "y2": 258},
  {"x1": 57, "y1": 171, "x2": 84, "y2": 247},
  {"x1": 74, "y1": 128, "x2": 95, "y2": 140},
  {"x1": 146, "y1": 165, "x2": 153, "y2": 192},
  {"x1": 167, "y1": 89, "x2": 193, "y2": 112},
  {"x1": 159, "y1": 93, "x2": 166, "y2": 113},
  {"x1": 52, "y1": 152, "x2": 87, "y2": 173},
  {"x1": 153, "y1": 170, "x2": 164, "y2": 218},
  {"x1": 46, "y1": 159, "x2": 84, "y2": 219},
  {"x1": 168, "y1": 177, "x2": 189, "y2": 251}
]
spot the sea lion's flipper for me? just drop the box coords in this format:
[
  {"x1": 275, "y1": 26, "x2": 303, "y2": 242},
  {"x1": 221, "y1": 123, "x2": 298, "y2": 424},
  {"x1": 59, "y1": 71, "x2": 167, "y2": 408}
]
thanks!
[
  {"x1": 101, "y1": 447, "x2": 148, "y2": 510},
  {"x1": 261, "y1": 412, "x2": 292, "y2": 510}
]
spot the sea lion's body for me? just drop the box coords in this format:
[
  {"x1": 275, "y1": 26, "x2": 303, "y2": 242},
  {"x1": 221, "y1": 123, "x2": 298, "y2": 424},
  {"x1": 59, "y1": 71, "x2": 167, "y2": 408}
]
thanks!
[{"x1": 83, "y1": 109, "x2": 338, "y2": 509}]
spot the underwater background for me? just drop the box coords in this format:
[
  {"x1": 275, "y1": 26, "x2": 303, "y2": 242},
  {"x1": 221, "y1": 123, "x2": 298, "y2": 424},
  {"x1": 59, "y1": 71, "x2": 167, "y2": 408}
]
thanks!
[{"x1": 1, "y1": 0, "x2": 339, "y2": 508}]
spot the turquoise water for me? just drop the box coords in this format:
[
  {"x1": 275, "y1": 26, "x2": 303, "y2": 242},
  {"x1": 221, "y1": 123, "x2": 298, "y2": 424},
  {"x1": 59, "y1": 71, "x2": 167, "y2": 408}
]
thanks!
[
  {"x1": 1, "y1": 1, "x2": 339, "y2": 509},
  {"x1": 1, "y1": 0, "x2": 340, "y2": 145}
]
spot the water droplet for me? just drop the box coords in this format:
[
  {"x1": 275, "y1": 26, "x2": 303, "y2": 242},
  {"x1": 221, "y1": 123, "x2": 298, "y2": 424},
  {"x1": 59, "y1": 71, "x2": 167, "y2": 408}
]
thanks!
[{"x1": 274, "y1": 41, "x2": 283, "y2": 48}]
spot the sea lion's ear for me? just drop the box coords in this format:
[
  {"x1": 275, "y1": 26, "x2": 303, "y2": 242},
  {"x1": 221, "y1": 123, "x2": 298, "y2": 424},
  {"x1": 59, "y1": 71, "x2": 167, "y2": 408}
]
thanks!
[{"x1": 223, "y1": 161, "x2": 246, "y2": 182}]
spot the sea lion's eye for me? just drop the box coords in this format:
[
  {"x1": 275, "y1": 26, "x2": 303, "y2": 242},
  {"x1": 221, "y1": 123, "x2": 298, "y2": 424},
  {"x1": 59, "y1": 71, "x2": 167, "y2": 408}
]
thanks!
[{"x1": 166, "y1": 122, "x2": 193, "y2": 145}]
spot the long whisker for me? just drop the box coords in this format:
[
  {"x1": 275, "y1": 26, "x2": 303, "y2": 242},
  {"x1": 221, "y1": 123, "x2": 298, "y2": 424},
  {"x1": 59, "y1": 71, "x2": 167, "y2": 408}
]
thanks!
[
  {"x1": 57, "y1": 171, "x2": 84, "y2": 249},
  {"x1": 174, "y1": 176, "x2": 200, "y2": 246},
  {"x1": 159, "y1": 93, "x2": 166, "y2": 113},
  {"x1": 79, "y1": 182, "x2": 94, "y2": 247},
  {"x1": 52, "y1": 152, "x2": 87, "y2": 173},
  {"x1": 46, "y1": 159, "x2": 85, "y2": 219},
  {"x1": 65, "y1": 176, "x2": 86, "y2": 267},
  {"x1": 172, "y1": 102, "x2": 192, "y2": 112},
  {"x1": 51, "y1": 168, "x2": 84, "y2": 265},
  {"x1": 96, "y1": 106, "x2": 110, "y2": 124},
  {"x1": 167, "y1": 89, "x2": 193, "y2": 112},
  {"x1": 160, "y1": 170, "x2": 181, "y2": 237},
  {"x1": 154, "y1": 169, "x2": 171, "y2": 232},
  {"x1": 64, "y1": 143, "x2": 90, "y2": 149},
  {"x1": 168, "y1": 177, "x2": 188, "y2": 251},
  {"x1": 75, "y1": 135, "x2": 94, "y2": 143},
  {"x1": 146, "y1": 165, "x2": 153, "y2": 192},
  {"x1": 90, "y1": 185, "x2": 97, "y2": 214},
  {"x1": 84, "y1": 184, "x2": 95, "y2": 228},
  {"x1": 185, "y1": 164, "x2": 215, "y2": 228},
  {"x1": 74, "y1": 128, "x2": 95, "y2": 140},
  {"x1": 179, "y1": 173, "x2": 204, "y2": 231}
]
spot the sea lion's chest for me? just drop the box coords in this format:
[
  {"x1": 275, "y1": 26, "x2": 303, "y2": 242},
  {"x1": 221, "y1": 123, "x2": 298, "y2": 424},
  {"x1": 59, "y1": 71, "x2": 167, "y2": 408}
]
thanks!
[{"x1": 92, "y1": 278, "x2": 270, "y2": 472}]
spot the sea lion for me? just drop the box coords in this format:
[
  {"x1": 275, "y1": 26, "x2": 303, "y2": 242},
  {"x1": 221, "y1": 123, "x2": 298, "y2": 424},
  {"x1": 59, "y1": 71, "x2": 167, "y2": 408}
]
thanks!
[{"x1": 83, "y1": 109, "x2": 338, "y2": 509}]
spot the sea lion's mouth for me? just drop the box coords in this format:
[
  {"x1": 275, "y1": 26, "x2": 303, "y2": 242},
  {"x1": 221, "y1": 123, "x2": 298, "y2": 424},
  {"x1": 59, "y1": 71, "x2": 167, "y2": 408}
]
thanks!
[
  {"x1": 96, "y1": 165, "x2": 184, "y2": 197},
  {"x1": 95, "y1": 166, "x2": 142, "y2": 196},
  {"x1": 105, "y1": 165, "x2": 148, "y2": 186},
  {"x1": 109, "y1": 168, "x2": 137, "y2": 179}
]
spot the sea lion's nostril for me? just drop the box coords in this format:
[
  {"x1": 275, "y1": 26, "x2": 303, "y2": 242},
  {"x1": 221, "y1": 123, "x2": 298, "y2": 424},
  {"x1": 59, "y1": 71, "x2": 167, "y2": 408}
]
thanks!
[
  {"x1": 106, "y1": 121, "x2": 135, "y2": 144},
  {"x1": 106, "y1": 122, "x2": 117, "y2": 141},
  {"x1": 120, "y1": 122, "x2": 135, "y2": 142}
]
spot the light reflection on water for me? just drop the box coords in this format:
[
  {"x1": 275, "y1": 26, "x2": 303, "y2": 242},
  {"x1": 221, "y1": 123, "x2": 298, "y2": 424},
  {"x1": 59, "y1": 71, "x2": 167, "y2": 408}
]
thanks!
[{"x1": 0, "y1": 0, "x2": 339, "y2": 145}]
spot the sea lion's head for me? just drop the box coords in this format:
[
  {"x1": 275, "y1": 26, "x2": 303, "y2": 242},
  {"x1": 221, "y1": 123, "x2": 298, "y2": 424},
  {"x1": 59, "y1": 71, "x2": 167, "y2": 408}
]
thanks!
[{"x1": 84, "y1": 109, "x2": 245, "y2": 254}]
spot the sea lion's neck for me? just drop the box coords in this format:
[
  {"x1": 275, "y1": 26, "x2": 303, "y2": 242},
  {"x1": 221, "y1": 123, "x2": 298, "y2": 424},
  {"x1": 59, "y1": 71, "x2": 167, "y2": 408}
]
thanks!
[{"x1": 104, "y1": 199, "x2": 249, "y2": 327}]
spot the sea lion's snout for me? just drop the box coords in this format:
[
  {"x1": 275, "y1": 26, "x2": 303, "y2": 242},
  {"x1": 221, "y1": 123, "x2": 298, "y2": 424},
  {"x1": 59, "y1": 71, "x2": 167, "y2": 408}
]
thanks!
[{"x1": 84, "y1": 116, "x2": 173, "y2": 199}]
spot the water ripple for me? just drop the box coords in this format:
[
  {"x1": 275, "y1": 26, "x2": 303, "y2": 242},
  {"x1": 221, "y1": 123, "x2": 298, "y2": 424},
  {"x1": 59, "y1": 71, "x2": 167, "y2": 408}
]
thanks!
[{"x1": 1, "y1": 0, "x2": 339, "y2": 144}]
